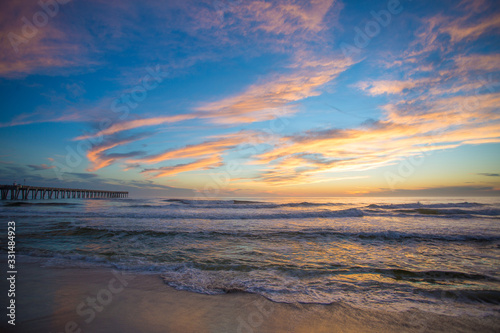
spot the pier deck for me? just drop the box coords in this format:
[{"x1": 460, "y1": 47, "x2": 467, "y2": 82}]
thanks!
[{"x1": 0, "y1": 185, "x2": 128, "y2": 200}]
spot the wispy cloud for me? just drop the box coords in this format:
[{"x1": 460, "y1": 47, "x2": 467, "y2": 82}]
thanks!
[
  {"x1": 130, "y1": 131, "x2": 257, "y2": 166},
  {"x1": 263, "y1": 0, "x2": 496, "y2": 188},
  {"x1": 7, "y1": 0, "x2": 497, "y2": 192},
  {"x1": 0, "y1": 109, "x2": 90, "y2": 128},
  {"x1": 74, "y1": 114, "x2": 195, "y2": 141},
  {"x1": 197, "y1": 56, "x2": 354, "y2": 124},
  {"x1": 477, "y1": 173, "x2": 500, "y2": 177},
  {"x1": 141, "y1": 155, "x2": 223, "y2": 178},
  {"x1": 66, "y1": 172, "x2": 99, "y2": 180},
  {"x1": 0, "y1": 0, "x2": 96, "y2": 77},
  {"x1": 440, "y1": 9, "x2": 500, "y2": 44},
  {"x1": 232, "y1": 0, "x2": 337, "y2": 35},
  {"x1": 354, "y1": 78, "x2": 437, "y2": 96},
  {"x1": 250, "y1": 87, "x2": 500, "y2": 185},
  {"x1": 180, "y1": 0, "x2": 351, "y2": 126},
  {"x1": 27, "y1": 164, "x2": 55, "y2": 171},
  {"x1": 1, "y1": 0, "x2": 353, "y2": 180},
  {"x1": 86, "y1": 133, "x2": 150, "y2": 172}
]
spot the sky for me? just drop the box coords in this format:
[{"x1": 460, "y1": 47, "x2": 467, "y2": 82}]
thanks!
[{"x1": 0, "y1": 0, "x2": 499, "y2": 198}]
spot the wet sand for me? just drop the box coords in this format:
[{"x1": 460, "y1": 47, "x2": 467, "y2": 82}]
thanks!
[{"x1": 1, "y1": 261, "x2": 499, "y2": 333}]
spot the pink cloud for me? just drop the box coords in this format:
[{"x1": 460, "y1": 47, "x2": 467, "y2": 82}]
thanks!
[
  {"x1": 248, "y1": 89, "x2": 500, "y2": 185},
  {"x1": 141, "y1": 155, "x2": 223, "y2": 178},
  {"x1": 196, "y1": 56, "x2": 354, "y2": 124},
  {"x1": 130, "y1": 131, "x2": 258, "y2": 165}
]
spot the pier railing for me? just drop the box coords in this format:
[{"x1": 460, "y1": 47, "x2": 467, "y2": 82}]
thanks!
[{"x1": 0, "y1": 185, "x2": 128, "y2": 200}]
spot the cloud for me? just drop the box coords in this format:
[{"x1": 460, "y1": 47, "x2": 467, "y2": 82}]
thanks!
[
  {"x1": 86, "y1": 133, "x2": 151, "y2": 172},
  {"x1": 232, "y1": 0, "x2": 337, "y2": 35},
  {"x1": 250, "y1": 88, "x2": 500, "y2": 185},
  {"x1": 0, "y1": 0, "x2": 353, "y2": 180},
  {"x1": 0, "y1": 0, "x2": 341, "y2": 79},
  {"x1": 440, "y1": 11, "x2": 500, "y2": 44},
  {"x1": 272, "y1": 0, "x2": 495, "y2": 188},
  {"x1": 126, "y1": 130, "x2": 283, "y2": 177},
  {"x1": 188, "y1": 0, "x2": 338, "y2": 39},
  {"x1": 355, "y1": 78, "x2": 438, "y2": 96},
  {"x1": 477, "y1": 173, "x2": 500, "y2": 177},
  {"x1": 0, "y1": 95, "x2": 128, "y2": 128},
  {"x1": 130, "y1": 131, "x2": 259, "y2": 166},
  {"x1": 0, "y1": 109, "x2": 90, "y2": 128},
  {"x1": 176, "y1": 0, "x2": 350, "y2": 126},
  {"x1": 403, "y1": 1, "x2": 500, "y2": 62},
  {"x1": 27, "y1": 164, "x2": 55, "y2": 170},
  {"x1": 453, "y1": 54, "x2": 500, "y2": 73},
  {"x1": 0, "y1": 0, "x2": 351, "y2": 178},
  {"x1": 0, "y1": 0, "x2": 96, "y2": 77},
  {"x1": 141, "y1": 155, "x2": 223, "y2": 178},
  {"x1": 66, "y1": 172, "x2": 100, "y2": 180},
  {"x1": 196, "y1": 56, "x2": 354, "y2": 124},
  {"x1": 74, "y1": 114, "x2": 195, "y2": 141}
]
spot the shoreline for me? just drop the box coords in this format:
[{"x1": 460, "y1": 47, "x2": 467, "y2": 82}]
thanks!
[{"x1": 1, "y1": 259, "x2": 499, "y2": 332}]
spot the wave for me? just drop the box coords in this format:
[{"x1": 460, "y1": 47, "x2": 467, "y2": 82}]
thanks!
[
  {"x1": 4, "y1": 199, "x2": 498, "y2": 220},
  {"x1": 163, "y1": 198, "x2": 345, "y2": 209},
  {"x1": 419, "y1": 289, "x2": 500, "y2": 305},
  {"x1": 11, "y1": 252, "x2": 499, "y2": 313},
  {"x1": 374, "y1": 268, "x2": 498, "y2": 282},
  {"x1": 365, "y1": 202, "x2": 499, "y2": 217},
  {"x1": 17, "y1": 224, "x2": 500, "y2": 244},
  {"x1": 4, "y1": 209, "x2": 499, "y2": 221},
  {"x1": 159, "y1": 265, "x2": 500, "y2": 306},
  {"x1": 367, "y1": 202, "x2": 486, "y2": 209},
  {"x1": 1, "y1": 207, "x2": 365, "y2": 220},
  {"x1": 392, "y1": 208, "x2": 500, "y2": 216},
  {"x1": 127, "y1": 200, "x2": 499, "y2": 217}
]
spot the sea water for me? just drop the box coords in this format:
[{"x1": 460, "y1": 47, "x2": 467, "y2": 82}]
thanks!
[{"x1": 1, "y1": 197, "x2": 499, "y2": 316}]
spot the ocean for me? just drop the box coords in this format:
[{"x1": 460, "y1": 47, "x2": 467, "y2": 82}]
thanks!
[{"x1": 1, "y1": 196, "x2": 499, "y2": 317}]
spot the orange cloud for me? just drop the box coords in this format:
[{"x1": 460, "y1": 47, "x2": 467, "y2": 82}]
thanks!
[
  {"x1": 141, "y1": 155, "x2": 223, "y2": 178},
  {"x1": 249, "y1": 89, "x2": 500, "y2": 185},
  {"x1": 355, "y1": 79, "x2": 435, "y2": 96},
  {"x1": 441, "y1": 12, "x2": 500, "y2": 43},
  {"x1": 453, "y1": 54, "x2": 500, "y2": 73},
  {"x1": 86, "y1": 134, "x2": 149, "y2": 172},
  {"x1": 189, "y1": 0, "x2": 337, "y2": 37},
  {"x1": 87, "y1": 142, "x2": 122, "y2": 172},
  {"x1": 196, "y1": 57, "x2": 354, "y2": 124},
  {"x1": 405, "y1": 2, "x2": 500, "y2": 61},
  {"x1": 130, "y1": 131, "x2": 259, "y2": 165},
  {"x1": 239, "y1": 0, "x2": 337, "y2": 35}
]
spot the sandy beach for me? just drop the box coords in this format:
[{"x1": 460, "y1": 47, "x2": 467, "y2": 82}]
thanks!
[{"x1": 2, "y1": 260, "x2": 499, "y2": 333}]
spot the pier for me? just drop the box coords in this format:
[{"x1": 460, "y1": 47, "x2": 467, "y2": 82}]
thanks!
[{"x1": 0, "y1": 185, "x2": 128, "y2": 200}]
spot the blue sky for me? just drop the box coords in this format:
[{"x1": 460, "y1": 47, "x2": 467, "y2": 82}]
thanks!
[{"x1": 0, "y1": 0, "x2": 499, "y2": 197}]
